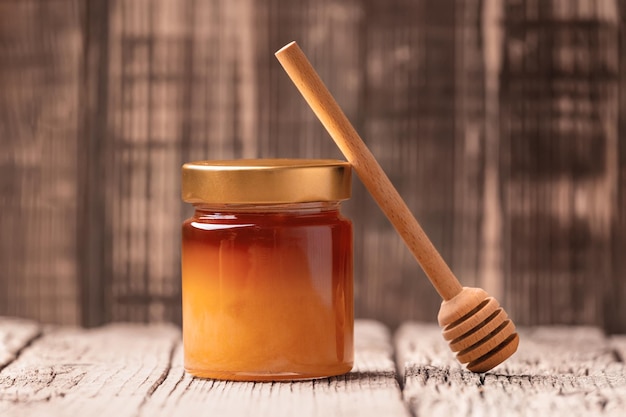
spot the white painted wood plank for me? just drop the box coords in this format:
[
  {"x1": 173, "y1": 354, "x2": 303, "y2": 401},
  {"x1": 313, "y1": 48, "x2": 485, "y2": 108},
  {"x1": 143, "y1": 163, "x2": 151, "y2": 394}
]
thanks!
[
  {"x1": 480, "y1": 326, "x2": 626, "y2": 417},
  {"x1": 0, "y1": 323, "x2": 179, "y2": 417},
  {"x1": 5, "y1": 319, "x2": 622, "y2": 417},
  {"x1": 140, "y1": 319, "x2": 410, "y2": 417},
  {"x1": 395, "y1": 322, "x2": 626, "y2": 417},
  {"x1": 0, "y1": 317, "x2": 41, "y2": 369}
]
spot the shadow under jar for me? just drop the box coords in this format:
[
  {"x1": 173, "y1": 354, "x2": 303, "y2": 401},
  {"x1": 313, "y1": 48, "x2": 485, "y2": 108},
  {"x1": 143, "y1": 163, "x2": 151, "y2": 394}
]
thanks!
[{"x1": 181, "y1": 159, "x2": 354, "y2": 381}]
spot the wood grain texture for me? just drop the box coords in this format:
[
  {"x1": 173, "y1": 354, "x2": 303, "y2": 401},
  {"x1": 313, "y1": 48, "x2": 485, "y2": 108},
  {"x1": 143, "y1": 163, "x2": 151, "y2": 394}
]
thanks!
[
  {"x1": 396, "y1": 322, "x2": 626, "y2": 417},
  {"x1": 0, "y1": 323, "x2": 179, "y2": 417},
  {"x1": 140, "y1": 320, "x2": 409, "y2": 417},
  {"x1": 1, "y1": 320, "x2": 625, "y2": 416},
  {"x1": 102, "y1": 0, "x2": 191, "y2": 323},
  {"x1": 0, "y1": 317, "x2": 41, "y2": 370},
  {"x1": 0, "y1": 0, "x2": 81, "y2": 325},
  {"x1": 1, "y1": 0, "x2": 626, "y2": 334},
  {"x1": 78, "y1": 0, "x2": 111, "y2": 327},
  {"x1": 0, "y1": 320, "x2": 409, "y2": 417},
  {"x1": 500, "y1": 0, "x2": 622, "y2": 331},
  {"x1": 357, "y1": 0, "x2": 481, "y2": 326},
  {"x1": 612, "y1": 0, "x2": 626, "y2": 335}
]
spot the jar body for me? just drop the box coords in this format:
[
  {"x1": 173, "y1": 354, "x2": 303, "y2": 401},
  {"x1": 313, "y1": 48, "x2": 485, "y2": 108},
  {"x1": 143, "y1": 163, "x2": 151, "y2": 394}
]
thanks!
[{"x1": 181, "y1": 202, "x2": 353, "y2": 381}]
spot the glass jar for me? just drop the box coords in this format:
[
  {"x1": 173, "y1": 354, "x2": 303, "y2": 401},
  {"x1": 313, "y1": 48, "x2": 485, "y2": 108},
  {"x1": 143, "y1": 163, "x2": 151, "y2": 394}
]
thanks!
[{"x1": 181, "y1": 159, "x2": 353, "y2": 381}]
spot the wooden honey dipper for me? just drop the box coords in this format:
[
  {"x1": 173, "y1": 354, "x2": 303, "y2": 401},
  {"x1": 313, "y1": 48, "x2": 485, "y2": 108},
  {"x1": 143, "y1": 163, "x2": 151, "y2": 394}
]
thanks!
[{"x1": 276, "y1": 41, "x2": 519, "y2": 372}]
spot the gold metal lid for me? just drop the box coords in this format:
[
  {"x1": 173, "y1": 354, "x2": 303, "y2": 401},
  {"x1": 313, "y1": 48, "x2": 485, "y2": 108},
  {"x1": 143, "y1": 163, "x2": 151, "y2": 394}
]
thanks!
[{"x1": 182, "y1": 159, "x2": 351, "y2": 204}]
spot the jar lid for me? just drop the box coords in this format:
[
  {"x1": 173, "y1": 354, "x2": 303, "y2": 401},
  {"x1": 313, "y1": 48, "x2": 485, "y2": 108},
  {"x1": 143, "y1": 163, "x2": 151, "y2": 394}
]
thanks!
[{"x1": 182, "y1": 159, "x2": 351, "y2": 204}]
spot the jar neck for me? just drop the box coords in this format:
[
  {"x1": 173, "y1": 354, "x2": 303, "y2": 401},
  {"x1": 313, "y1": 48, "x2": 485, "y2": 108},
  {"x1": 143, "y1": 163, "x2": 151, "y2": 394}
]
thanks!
[{"x1": 192, "y1": 201, "x2": 342, "y2": 216}]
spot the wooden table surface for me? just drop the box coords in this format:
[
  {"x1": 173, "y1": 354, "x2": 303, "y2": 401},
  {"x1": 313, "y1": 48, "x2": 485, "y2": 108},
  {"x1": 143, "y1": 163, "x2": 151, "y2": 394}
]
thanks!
[{"x1": 1, "y1": 317, "x2": 625, "y2": 417}]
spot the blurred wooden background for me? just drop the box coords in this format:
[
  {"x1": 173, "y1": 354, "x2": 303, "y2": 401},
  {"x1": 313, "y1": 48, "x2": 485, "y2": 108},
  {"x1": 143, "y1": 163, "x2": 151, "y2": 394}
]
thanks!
[{"x1": 1, "y1": 0, "x2": 625, "y2": 333}]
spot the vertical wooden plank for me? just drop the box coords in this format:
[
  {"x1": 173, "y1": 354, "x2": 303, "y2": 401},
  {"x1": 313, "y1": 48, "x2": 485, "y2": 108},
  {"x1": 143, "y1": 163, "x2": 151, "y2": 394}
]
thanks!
[
  {"x1": 79, "y1": 0, "x2": 110, "y2": 327},
  {"x1": 454, "y1": 0, "x2": 488, "y2": 293},
  {"x1": 105, "y1": 0, "x2": 197, "y2": 323},
  {"x1": 481, "y1": 0, "x2": 504, "y2": 300},
  {"x1": 357, "y1": 0, "x2": 485, "y2": 326},
  {"x1": 183, "y1": 0, "x2": 257, "y2": 162},
  {"x1": 0, "y1": 0, "x2": 82, "y2": 324},
  {"x1": 361, "y1": 0, "x2": 448, "y2": 325},
  {"x1": 499, "y1": 0, "x2": 620, "y2": 327},
  {"x1": 256, "y1": 0, "x2": 362, "y2": 162},
  {"x1": 608, "y1": 0, "x2": 626, "y2": 334}
]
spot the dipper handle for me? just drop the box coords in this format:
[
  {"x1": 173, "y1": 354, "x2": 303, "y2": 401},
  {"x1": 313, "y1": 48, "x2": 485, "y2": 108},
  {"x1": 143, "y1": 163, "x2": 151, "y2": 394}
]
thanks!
[{"x1": 275, "y1": 41, "x2": 462, "y2": 301}]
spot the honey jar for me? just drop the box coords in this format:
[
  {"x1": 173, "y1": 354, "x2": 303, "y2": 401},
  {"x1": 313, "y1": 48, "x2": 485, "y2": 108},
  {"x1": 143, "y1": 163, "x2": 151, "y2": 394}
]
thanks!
[{"x1": 181, "y1": 159, "x2": 353, "y2": 381}]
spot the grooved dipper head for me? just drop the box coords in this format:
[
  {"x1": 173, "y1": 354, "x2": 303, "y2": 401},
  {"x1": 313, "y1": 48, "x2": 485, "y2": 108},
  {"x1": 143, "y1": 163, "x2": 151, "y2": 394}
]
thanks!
[{"x1": 438, "y1": 287, "x2": 519, "y2": 372}]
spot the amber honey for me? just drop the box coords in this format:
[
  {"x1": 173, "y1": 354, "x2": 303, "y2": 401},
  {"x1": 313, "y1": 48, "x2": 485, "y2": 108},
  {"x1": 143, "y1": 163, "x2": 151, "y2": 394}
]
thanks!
[{"x1": 181, "y1": 159, "x2": 353, "y2": 381}]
